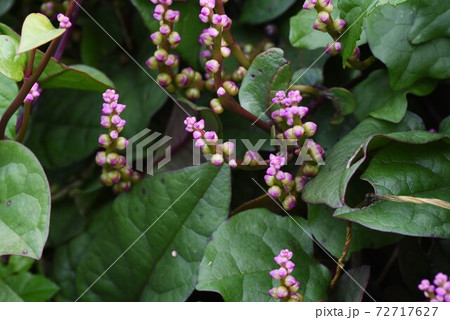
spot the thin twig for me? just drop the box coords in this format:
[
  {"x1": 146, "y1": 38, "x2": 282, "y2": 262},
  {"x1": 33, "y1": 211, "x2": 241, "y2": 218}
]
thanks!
[{"x1": 330, "y1": 221, "x2": 352, "y2": 289}]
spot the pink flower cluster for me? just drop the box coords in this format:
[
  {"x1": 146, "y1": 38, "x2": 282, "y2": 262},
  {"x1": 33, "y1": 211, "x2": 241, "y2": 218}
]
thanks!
[
  {"x1": 267, "y1": 90, "x2": 325, "y2": 210},
  {"x1": 146, "y1": 0, "x2": 181, "y2": 91},
  {"x1": 24, "y1": 83, "x2": 40, "y2": 103},
  {"x1": 265, "y1": 154, "x2": 297, "y2": 210},
  {"x1": 271, "y1": 90, "x2": 317, "y2": 140},
  {"x1": 57, "y1": 14, "x2": 72, "y2": 29},
  {"x1": 184, "y1": 116, "x2": 237, "y2": 167},
  {"x1": 418, "y1": 273, "x2": 450, "y2": 302},
  {"x1": 302, "y1": 0, "x2": 346, "y2": 56},
  {"x1": 96, "y1": 89, "x2": 140, "y2": 193},
  {"x1": 198, "y1": 0, "x2": 231, "y2": 28},
  {"x1": 269, "y1": 249, "x2": 303, "y2": 302}
]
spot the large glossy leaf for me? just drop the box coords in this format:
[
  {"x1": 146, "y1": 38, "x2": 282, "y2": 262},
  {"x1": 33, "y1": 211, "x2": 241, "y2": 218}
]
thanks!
[
  {"x1": 335, "y1": 134, "x2": 450, "y2": 238},
  {"x1": 239, "y1": 48, "x2": 290, "y2": 123},
  {"x1": 302, "y1": 112, "x2": 424, "y2": 208},
  {"x1": 366, "y1": 0, "x2": 450, "y2": 90},
  {"x1": 17, "y1": 13, "x2": 65, "y2": 54},
  {"x1": 76, "y1": 164, "x2": 231, "y2": 301},
  {"x1": 289, "y1": 7, "x2": 336, "y2": 50},
  {"x1": 407, "y1": 1, "x2": 450, "y2": 44},
  {"x1": 308, "y1": 205, "x2": 401, "y2": 259},
  {"x1": 0, "y1": 141, "x2": 51, "y2": 259},
  {"x1": 329, "y1": 265, "x2": 371, "y2": 302},
  {"x1": 0, "y1": 73, "x2": 19, "y2": 139},
  {"x1": 197, "y1": 209, "x2": 330, "y2": 302},
  {"x1": 338, "y1": 0, "x2": 376, "y2": 64},
  {"x1": 0, "y1": 35, "x2": 26, "y2": 81},
  {"x1": 353, "y1": 69, "x2": 436, "y2": 123},
  {"x1": 131, "y1": 0, "x2": 204, "y2": 69},
  {"x1": 240, "y1": 0, "x2": 296, "y2": 25}
]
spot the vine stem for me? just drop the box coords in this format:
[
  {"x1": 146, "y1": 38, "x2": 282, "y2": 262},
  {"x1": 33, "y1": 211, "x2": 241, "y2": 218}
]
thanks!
[
  {"x1": 289, "y1": 84, "x2": 320, "y2": 97},
  {"x1": 0, "y1": 0, "x2": 77, "y2": 140},
  {"x1": 211, "y1": 23, "x2": 271, "y2": 133},
  {"x1": 330, "y1": 221, "x2": 352, "y2": 289},
  {"x1": 16, "y1": 102, "x2": 31, "y2": 142},
  {"x1": 215, "y1": 0, "x2": 251, "y2": 69}
]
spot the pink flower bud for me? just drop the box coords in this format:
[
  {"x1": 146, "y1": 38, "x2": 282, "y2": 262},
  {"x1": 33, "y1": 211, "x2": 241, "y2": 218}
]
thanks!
[
  {"x1": 110, "y1": 130, "x2": 119, "y2": 140},
  {"x1": 223, "y1": 81, "x2": 239, "y2": 96},
  {"x1": 168, "y1": 32, "x2": 181, "y2": 46},
  {"x1": 303, "y1": 122, "x2": 317, "y2": 136},
  {"x1": 276, "y1": 286, "x2": 289, "y2": 299},
  {"x1": 318, "y1": 11, "x2": 330, "y2": 23},
  {"x1": 217, "y1": 87, "x2": 226, "y2": 96},
  {"x1": 200, "y1": 0, "x2": 216, "y2": 10},
  {"x1": 268, "y1": 186, "x2": 282, "y2": 198},
  {"x1": 221, "y1": 47, "x2": 231, "y2": 58},
  {"x1": 159, "y1": 24, "x2": 171, "y2": 36},
  {"x1": 283, "y1": 195, "x2": 297, "y2": 210},
  {"x1": 333, "y1": 18, "x2": 346, "y2": 32},
  {"x1": 157, "y1": 73, "x2": 172, "y2": 87},
  {"x1": 228, "y1": 159, "x2": 238, "y2": 168},
  {"x1": 154, "y1": 48, "x2": 168, "y2": 62},
  {"x1": 116, "y1": 137, "x2": 129, "y2": 150},
  {"x1": 211, "y1": 153, "x2": 224, "y2": 166},
  {"x1": 165, "y1": 9, "x2": 180, "y2": 23},
  {"x1": 98, "y1": 134, "x2": 111, "y2": 147},
  {"x1": 205, "y1": 59, "x2": 220, "y2": 73},
  {"x1": 95, "y1": 151, "x2": 107, "y2": 166}
]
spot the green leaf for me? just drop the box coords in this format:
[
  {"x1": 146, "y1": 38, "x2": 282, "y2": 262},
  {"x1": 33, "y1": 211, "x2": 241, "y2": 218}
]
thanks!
[
  {"x1": 407, "y1": 1, "x2": 450, "y2": 44},
  {"x1": 366, "y1": 0, "x2": 450, "y2": 90},
  {"x1": 0, "y1": 35, "x2": 26, "y2": 81},
  {"x1": 329, "y1": 265, "x2": 371, "y2": 301},
  {"x1": 131, "y1": 0, "x2": 204, "y2": 69},
  {"x1": 0, "y1": 0, "x2": 14, "y2": 17},
  {"x1": 197, "y1": 209, "x2": 330, "y2": 301},
  {"x1": 239, "y1": 48, "x2": 290, "y2": 123},
  {"x1": 76, "y1": 164, "x2": 231, "y2": 301},
  {"x1": 17, "y1": 13, "x2": 65, "y2": 54},
  {"x1": 289, "y1": 8, "x2": 335, "y2": 50},
  {"x1": 240, "y1": 0, "x2": 296, "y2": 25},
  {"x1": 334, "y1": 134, "x2": 450, "y2": 238},
  {"x1": 308, "y1": 204, "x2": 401, "y2": 259},
  {"x1": 326, "y1": 87, "x2": 356, "y2": 115},
  {"x1": 0, "y1": 278, "x2": 22, "y2": 301},
  {"x1": 0, "y1": 73, "x2": 19, "y2": 139},
  {"x1": 0, "y1": 141, "x2": 51, "y2": 259},
  {"x1": 1, "y1": 273, "x2": 59, "y2": 302},
  {"x1": 291, "y1": 67, "x2": 323, "y2": 86},
  {"x1": 302, "y1": 112, "x2": 424, "y2": 208},
  {"x1": 338, "y1": 0, "x2": 377, "y2": 64},
  {"x1": 376, "y1": 0, "x2": 409, "y2": 5},
  {"x1": 0, "y1": 256, "x2": 35, "y2": 278},
  {"x1": 38, "y1": 62, "x2": 115, "y2": 92},
  {"x1": 353, "y1": 69, "x2": 436, "y2": 123}
]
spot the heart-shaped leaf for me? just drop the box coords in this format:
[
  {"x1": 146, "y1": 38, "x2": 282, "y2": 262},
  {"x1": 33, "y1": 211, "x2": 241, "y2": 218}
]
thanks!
[
  {"x1": 366, "y1": 0, "x2": 450, "y2": 90},
  {"x1": 334, "y1": 134, "x2": 450, "y2": 238},
  {"x1": 353, "y1": 69, "x2": 436, "y2": 123},
  {"x1": 76, "y1": 164, "x2": 231, "y2": 301},
  {"x1": 197, "y1": 209, "x2": 330, "y2": 302},
  {"x1": 239, "y1": 48, "x2": 290, "y2": 123},
  {"x1": 0, "y1": 140, "x2": 51, "y2": 259},
  {"x1": 17, "y1": 13, "x2": 65, "y2": 54},
  {"x1": 0, "y1": 35, "x2": 26, "y2": 81},
  {"x1": 302, "y1": 112, "x2": 424, "y2": 208}
]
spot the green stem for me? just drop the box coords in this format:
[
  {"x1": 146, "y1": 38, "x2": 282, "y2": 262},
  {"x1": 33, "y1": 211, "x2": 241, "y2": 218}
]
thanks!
[
  {"x1": 25, "y1": 49, "x2": 36, "y2": 78},
  {"x1": 289, "y1": 84, "x2": 320, "y2": 97},
  {"x1": 16, "y1": 101, "x2": 31, "y2": 142},
  {"x1": 215, "y1": 0, "x2": 251, "y2": 69}
]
